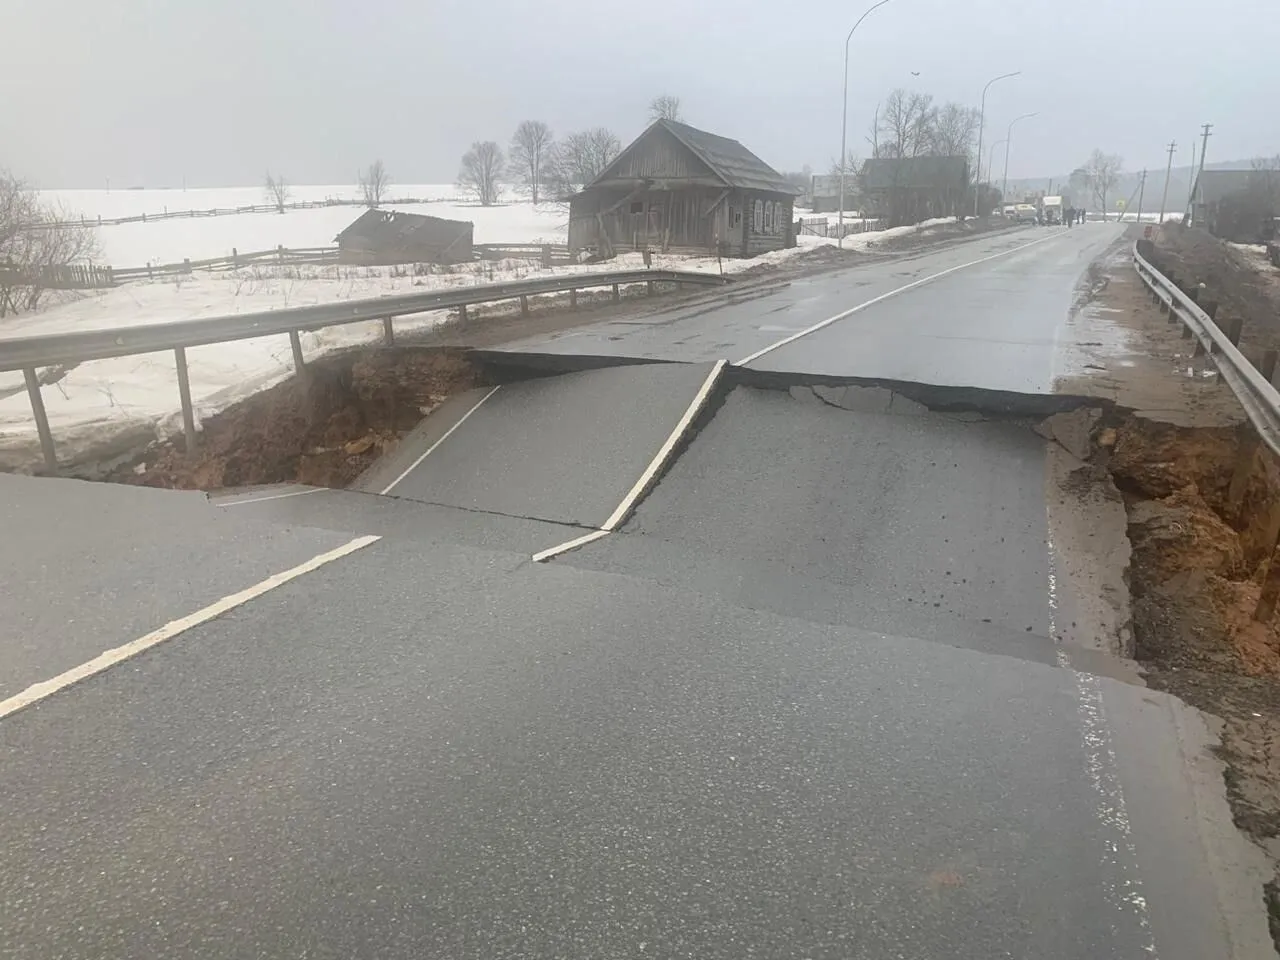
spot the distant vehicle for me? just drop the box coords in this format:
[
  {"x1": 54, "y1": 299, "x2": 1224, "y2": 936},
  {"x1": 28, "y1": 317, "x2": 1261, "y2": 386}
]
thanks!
[
  {"x1": 1013, "y1": 204, "x2": 1038, "y2": 224},
  {"x1": 1042, "y1": 195, "x2": 1068, "y2": 225},
  {"x1": 1002, "y1": 205, "x2": 1017, "y2": 218}
]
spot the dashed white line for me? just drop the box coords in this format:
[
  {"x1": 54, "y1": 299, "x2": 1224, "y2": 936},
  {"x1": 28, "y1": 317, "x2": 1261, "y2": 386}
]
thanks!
[
  {"x1": 735, "y1": 231, "x2": 1063, "y2": 365},
  {"x1": 533, "y1": 359, "x2": 729, "y2": 562},
  {"x1": 379, "y1": 385, "x2": 501, "y2": 495},
  {"x1": 215, "y1": 487, "x2": 324, "y2": 507},
  {"x1": 0, "y1": 534, "x2": 382, "y2": 722}
]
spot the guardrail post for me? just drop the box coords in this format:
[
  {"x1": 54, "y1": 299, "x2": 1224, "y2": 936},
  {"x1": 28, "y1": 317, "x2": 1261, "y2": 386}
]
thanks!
[
  {"x1": 382, "y1": 316, "x2": 395, "y2": 345},
  {"x1": 22, "y1": 367, "x2": 58, "y2": 474},
  {"x1": 647, "y1": 279, "x2": 656, "y2": 296},
  {"x1": 541, "y1": 245, "x2": 551, "y2": 269},
  {"x1": 458, "y1": 304, "x2": 468, "y2": 322},
  {"x1": 1255, "y1": 542, "x2": 1280, "y2": 622},
  {"x1": 569, "y1": 288, "x2": 578, "y2": 309},
  {"x1": 1227, "y1": 316, "x2": 1244, "y2": 347},
  {"x1": 520, "y1": 294, "x2": 529, "y2": 316},
  {"x1": 1227, "y1": 432, "x2": 1259, "y2": 517},
  {"x1": 1263, "y1": 350, "x2": 1278, "y2": 384},
  {"x1": 288, "y1": 330, "x2": 306, "y2": 376},
  {"x1": 174, "y1": 347, "x2": 198, "y2": 452},
  {"x1": 612, "y1": 283, "x2": 620, "y2": 303},
  {"x1": 183, "y1": 258, "x2": 191, "y2": 275}
]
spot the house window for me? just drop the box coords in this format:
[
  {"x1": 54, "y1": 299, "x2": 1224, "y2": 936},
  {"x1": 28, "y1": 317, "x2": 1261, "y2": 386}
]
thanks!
[
  {"x1": 730, "y1": 207, "x2": 742, "y2": 228},
  {"x1": 764, "y1": 201, "x2": 774, "y2": 234},
  {"x1": 753, "y1": 199, "x2": 763, "y2": 234},
  {"x1": 629, "y1": 201, "x2": 644, "y2": 214}
]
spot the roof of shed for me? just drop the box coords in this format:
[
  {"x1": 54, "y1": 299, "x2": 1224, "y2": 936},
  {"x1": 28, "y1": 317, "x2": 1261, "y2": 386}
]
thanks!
[
  {"x1": 861, "y1": 156, "x2": 969, "y2": 190},
  {"x1": 335, "y1": 208, "x2": 472, "y2": 245},
  {"x1": 1192, "y1": 169, "x2": 1256, "y2": 205}
]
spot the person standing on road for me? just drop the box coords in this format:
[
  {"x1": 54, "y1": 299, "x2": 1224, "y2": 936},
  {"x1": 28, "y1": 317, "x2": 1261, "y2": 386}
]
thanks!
[{"x1": 1065, "y1": 205, "x2": 1075, "y2": 228}]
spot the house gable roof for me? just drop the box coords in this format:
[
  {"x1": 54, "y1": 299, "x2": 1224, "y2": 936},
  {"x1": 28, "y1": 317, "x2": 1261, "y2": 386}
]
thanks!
[
  {"x1": 334, "y1": 208, "x2": 471, "y2": 246},
  {"x1": 861, "y1": 156, "x2": 969, "y2": 191},
  {"x1": 588, "y1": 119, "x2": 799, "y2": 195}
]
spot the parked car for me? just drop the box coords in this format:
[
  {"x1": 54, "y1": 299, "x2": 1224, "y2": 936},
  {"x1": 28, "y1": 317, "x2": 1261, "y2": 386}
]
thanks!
[{"x1": 1013, "y1": 204, "x2": 1038, "y2": 224}]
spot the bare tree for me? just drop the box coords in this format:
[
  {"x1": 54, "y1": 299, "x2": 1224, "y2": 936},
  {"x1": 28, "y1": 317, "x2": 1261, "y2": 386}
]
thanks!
[
  {"x1": 459, "y1": 141, "x2": 505, "y2": 206},
  {"x1": 0, "y1": 171, "x2": 99, "y2": 316},
  {"x1": 828, "y1": 149, "x2": 861, "y2": 179},
  {"x1": 264, "y1": 171, "x2": 290, "y2": 213},
  {"x1": 874, "y1": 89, "x2": 937, "y2": 160},
  {"x1": 927, "y1": 103, "x2": 980, "y2": 167},
  {"x1": 509, "y1": 120, "x2": 554, "y2": 205},
  {"x1": 649, "y1": 94, "x2": 682, "y2": 123},
  {"x1": 359, "y1": 159, "x2": 391, "y2": 208},
  {"x1": 545, "y1": 128, "x2": 621, "y2": 197},
  {"x1": 1084, "y1": 150, "x2": 1123, "y2": 220}
]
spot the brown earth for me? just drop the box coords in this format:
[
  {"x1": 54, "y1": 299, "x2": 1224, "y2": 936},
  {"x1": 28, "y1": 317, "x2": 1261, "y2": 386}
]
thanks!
[
  {"x1": 1153, "y1": 222, "x2": 1280, "y2": 364},
  {"x1": 1063, "y1": 237, "x2": 1280, "y2": 938},
  {"x1": 114, "y1": 347, "x2": 484, "y2": 491}
]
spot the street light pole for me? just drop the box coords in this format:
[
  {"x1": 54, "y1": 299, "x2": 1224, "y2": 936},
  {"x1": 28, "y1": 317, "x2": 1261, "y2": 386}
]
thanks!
[
  {"x1": 838, "y1": 0, "x2": 894, "y2": 248},
  {"x1": 1002, "y1": 112, "x2": 1038, "y2": 200},
  {"x1": 973, "y1": 71, "x2": 1020, "y2": 217},
  {"x1": 987, "y1": 139, "x2": 1007, "y2": 195}
]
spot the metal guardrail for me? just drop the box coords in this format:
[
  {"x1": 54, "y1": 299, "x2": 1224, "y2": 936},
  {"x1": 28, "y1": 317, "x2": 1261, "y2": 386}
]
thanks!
[
  {"x1": 2, "y1": 268, "x2": 728, "y2": 473},
  {"x1": 1132, "y1": 240, "x2": 1280, "y2": 458}
]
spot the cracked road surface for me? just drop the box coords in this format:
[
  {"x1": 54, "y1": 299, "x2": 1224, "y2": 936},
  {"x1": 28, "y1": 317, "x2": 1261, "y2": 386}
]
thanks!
[{"x1": 1, "y1": 224, "x2": 1272, "y2": 959}]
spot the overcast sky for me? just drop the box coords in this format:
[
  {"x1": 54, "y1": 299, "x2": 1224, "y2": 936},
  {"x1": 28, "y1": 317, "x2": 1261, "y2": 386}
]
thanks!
[{"x1": 5, "y1": 0, "x2": 1277, "y2": 189}]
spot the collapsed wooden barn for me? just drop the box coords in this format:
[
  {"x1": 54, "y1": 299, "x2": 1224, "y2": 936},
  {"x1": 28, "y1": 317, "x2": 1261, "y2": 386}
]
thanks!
[
  {"x1": 335, "y1": 209, "x2": 473, "y2": 265},
  {"x1": 567, "y1": 119, "x2": 799, "y2": 258}
]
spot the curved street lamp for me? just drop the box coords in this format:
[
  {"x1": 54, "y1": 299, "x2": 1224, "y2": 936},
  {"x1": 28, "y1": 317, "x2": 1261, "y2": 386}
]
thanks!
[
  {"x1": 838, "y1": 0, "x2": 896, "y2": 247},
  {"x1": 973, "y1": 71, "x2": 1020, "y2": 216},
  {"x1": 1002, "y1": 112, "x2": 1039, "y2": 200}
]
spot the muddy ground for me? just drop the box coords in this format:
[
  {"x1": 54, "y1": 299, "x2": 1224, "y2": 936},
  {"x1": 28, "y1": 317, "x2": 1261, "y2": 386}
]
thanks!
[
  {"x1": 1063, "y1": 240, "x2": 1280, "y2": 942},
  {"x1": 114, "y1": 347, "x2": 485, "y2": 490},
  {"x1": 1153, "y1": 222, "x2": 1280, "y2": 367}
]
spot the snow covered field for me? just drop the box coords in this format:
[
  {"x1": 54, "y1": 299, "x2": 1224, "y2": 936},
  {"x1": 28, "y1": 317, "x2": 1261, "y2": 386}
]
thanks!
[
  {"x1": 44, "y1": 184, "x2": 568, "y2": 266},
  {"x1": 0, "y1": 189, "x2": 965, "y2": 473}
]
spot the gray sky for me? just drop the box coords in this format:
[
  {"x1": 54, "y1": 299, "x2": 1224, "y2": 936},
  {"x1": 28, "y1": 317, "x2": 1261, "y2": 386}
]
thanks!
[{"x1": 5, "y1": 0, "x2": 1277, "y2": 188}]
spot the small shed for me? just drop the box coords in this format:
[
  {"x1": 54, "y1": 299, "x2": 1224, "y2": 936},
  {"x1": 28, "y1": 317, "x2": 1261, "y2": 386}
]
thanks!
[
  {"x1": 861, "y1": 156, "x2": 969, "y2": 226},
  {"x1": 809, "y1": 173, "x2": 861, "y2": 214},
  {"x1": 568, "y1": 119, "x2": 799, "y2": 258},
  {"x1": 335, "y1": 209, "x2": 473, "y2": 265}
]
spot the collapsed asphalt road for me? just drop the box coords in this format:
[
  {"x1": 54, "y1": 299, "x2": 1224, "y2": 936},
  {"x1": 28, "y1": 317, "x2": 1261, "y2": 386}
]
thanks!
[{"x1": 0, "y1": 223, "x2": 1272, "y2": 959}]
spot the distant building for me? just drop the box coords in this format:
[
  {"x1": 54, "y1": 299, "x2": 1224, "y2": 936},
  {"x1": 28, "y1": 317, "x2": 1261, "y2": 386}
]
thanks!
[
  {"x1": 809, "y1": 173, "x2": 861, "y2": 214},
  {"x1": 567, "y1": 119, "x2": 800, "y2": 259},
  {"x1": 1189, "y1": 169, "x2": 1278, "y2": 241},
  {"x1": 860, "y1": 156, "x2": 970, "y2": 225},
  {"x1": 335, "y1": 209, "x2": 473, "y2": 266}
]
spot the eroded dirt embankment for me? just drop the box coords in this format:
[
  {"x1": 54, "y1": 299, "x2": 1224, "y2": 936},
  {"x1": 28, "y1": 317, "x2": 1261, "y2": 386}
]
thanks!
[
  {"x1": 115, "y1": 347, "x2": 485, "y2": 490},
  {"x1": 1092, "y1": 412, "x2": 1280, "y2": 940}
]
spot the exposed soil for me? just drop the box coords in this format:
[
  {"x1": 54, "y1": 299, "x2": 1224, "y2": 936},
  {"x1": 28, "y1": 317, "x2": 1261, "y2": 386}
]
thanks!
[
  {"x1": 1063, "y1": 239, "x2": 1280, "y2": 948},
  {"x1": 112, "y1": 347, "x2": 485, "y2": 491},
  {"x1": 1153, "y1": 222, "x2": 1280, "y2": 365}
]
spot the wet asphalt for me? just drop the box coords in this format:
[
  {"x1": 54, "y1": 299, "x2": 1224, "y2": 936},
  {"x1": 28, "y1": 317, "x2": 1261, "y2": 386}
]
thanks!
[{"x1": 1, "y1": 223, "x2": 1270, "y2": 959}]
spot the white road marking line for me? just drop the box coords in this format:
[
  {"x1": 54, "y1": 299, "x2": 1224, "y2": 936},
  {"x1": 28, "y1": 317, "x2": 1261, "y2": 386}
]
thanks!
[
  {"x1": 1045, "y1": 534, "x2": 1157, "y2": 953},
  {"x1": 0, "y1": 534, "x2": 381, "y2": 722},
  {"x1": 215, "y1": 487, "x2": 324, "y2": 507},
  {"x1": 379, "y1": 386, "x2": 501, "y2": 495},
  {"x1": 531, "y1": 529, "x2": 611, "y2": 563},
  {"x1": 735, "y1": 231, "x2": 1063, "y2": 366},
  {"x1": 533, "y1": 359, "x2": 729, "y2": 563}
]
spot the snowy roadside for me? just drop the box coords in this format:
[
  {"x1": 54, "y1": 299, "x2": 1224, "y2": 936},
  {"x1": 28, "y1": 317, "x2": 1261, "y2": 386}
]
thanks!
[{"x1": 0, "y1": 218, "x2": 963, "y2": 474}]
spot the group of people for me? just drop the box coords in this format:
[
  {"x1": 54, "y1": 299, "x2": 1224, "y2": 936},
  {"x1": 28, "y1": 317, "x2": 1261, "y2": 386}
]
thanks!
[{"x1": 1062, "y1": 207, "x2": 1087, "y2": 227}]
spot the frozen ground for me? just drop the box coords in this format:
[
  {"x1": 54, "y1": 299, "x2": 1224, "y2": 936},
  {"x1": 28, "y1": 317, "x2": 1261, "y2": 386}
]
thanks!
[
  {"x1": 45, "y1": 185, "x2": 568, "y2": 266},
  {"x1": 1, "y1": 204, "x2": 962, "y2": 473}
]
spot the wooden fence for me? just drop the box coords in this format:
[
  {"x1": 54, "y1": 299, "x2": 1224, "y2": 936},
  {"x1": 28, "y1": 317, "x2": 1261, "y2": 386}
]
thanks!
[
  {"x1": 796, "y1": 216, "x2": 888, "y2": 238},
  {"x1": 26, "y1": 195, "x2": 458, "y2": 230}
]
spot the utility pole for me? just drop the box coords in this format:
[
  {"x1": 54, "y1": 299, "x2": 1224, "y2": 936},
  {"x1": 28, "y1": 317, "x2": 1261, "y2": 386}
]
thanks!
[
  {"x1": 1158, "y1": 140, "x2": 1175, "y2": 223},
  {"x1": 1189, "y1": 122, "x2": 1212, "y2": 224},
  {"x1": 1184, "y1": 140, "x2": 1197, "y2": 220},
  {"x1": 1134, "y1": 169, "x2": 1147, "y2": 224}
]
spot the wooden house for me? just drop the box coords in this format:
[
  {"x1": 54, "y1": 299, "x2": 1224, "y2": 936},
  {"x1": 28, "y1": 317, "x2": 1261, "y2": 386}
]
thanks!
[
  {"x1": 567, "y1": 120, "x2": 800, "y2": 258},
  {"x1": 335, "y1": 209, "x2": 473, "y2": 265},
  {"x1": 861, "y1": 157, "x2": 969, "y2": 226}
]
